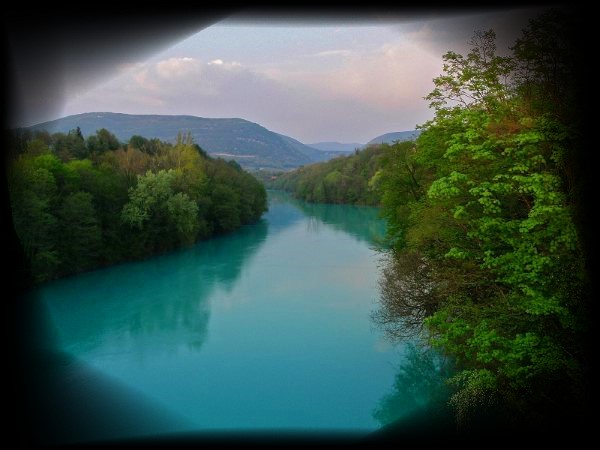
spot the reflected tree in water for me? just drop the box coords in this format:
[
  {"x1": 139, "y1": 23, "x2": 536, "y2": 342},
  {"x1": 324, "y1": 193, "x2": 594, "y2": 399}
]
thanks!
[
  {"x1": 269, "y1": 190, "x2": 387, "y2": 247},
  {"x1": 373, "y1": 344, "x2": 452, "y2": 425},
  {"x1": 372, "y1": 251, "x2": 453, "y2": 426},
  {"x1": 44, "y1": 218, "x2": 269, "y2": 356},
  {"x1": 372, "y1": 250, "x2": 442, "y2": 340}
]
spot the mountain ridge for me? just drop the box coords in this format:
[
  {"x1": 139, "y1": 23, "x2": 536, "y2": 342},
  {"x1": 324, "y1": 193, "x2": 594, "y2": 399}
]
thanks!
[
  {"x1": 309, "y1": 130, "x2": 422, "y2": 153},
  {"x1": 307, "y1": 142, "x2": 362, "y2": 153},
  {"x1": 25, "y1": 112, "x2": 420, "y2": 170},
  {"x1": 26, "y1": 112, "x2": 317, "y2": 170},
  {"x1": 366, "y1": 130, "x2": 421, "y2": 145}
]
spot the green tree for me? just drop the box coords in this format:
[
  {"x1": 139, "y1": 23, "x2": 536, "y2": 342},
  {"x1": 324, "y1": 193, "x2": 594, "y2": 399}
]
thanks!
[
  {"x1": 208, "y1": 184, "x2": 241, "y2": 232},
  {"x1": 8, "y1": 159, "x2": 60, "y2": 281},
  {"x1": 25, "y1": 138, "x2": 51, "y2": 157},
  {"x1": 86, "y1": 128, "x2": 121, "y2": 154},
  {"x1": 166, "y1": 192, "x2": 200, "y2": 245},
  {"x1": 375, "y1": 11, "x2": 586, "y2": 428},
  {"x1": 51, "y1": 129, "x2": 87, "y2": 160},
  {"x1": 122, "y1": 170, "x2": 199, "y2": 250},
  {"x1": 270, "y1": 144, "x2": 389, "y2": 206},
  {"x1": 129, "y1": 135, "x2": 150, "y2": 153},
  {"x1": 7, "y1": 128, "x2": 267, "y2": 282},
  {"x1": 58, "y1": 191, "x2": 102, "y2": 273}
]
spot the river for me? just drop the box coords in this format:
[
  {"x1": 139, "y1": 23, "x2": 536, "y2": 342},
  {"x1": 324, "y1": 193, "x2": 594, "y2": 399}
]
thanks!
[{"x1": 34, "y1": 191, "x2": 408, "y2": 441}]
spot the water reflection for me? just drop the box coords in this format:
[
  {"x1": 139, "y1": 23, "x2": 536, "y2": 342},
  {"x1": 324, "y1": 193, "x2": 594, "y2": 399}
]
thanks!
[
  {"x1": 372, "y1": 344, "x2": 453, "y2": 425},
  {"x1": 42, "y1": 219, "x2": 269, "y2": 357},
  {"x1": 371, "y1": 244, "x2": 454, "y2": 428},
  {"x1": 36, "y1": 193, "x2": 396, "y2": 436},
  {"x1": 268, "y1": 190, "x2": 387, "y2": 247}
]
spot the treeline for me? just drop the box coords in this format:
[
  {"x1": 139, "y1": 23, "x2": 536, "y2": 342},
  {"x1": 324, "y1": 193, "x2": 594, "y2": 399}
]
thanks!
[
  {"x1": 373, "y1": 10, "x2": 588, "y2": 429},
  {"x1": 267, "y1": 145, "x2": 387, "y2": 205},
  {"x1": 7, "y1": 129, "x2": 267, "y2": 283}
]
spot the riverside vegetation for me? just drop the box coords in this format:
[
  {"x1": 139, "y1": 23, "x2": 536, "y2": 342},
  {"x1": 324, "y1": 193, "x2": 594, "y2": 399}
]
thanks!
[{"x1": 7, "y1": 130, "x2": 267, "y2": 282}]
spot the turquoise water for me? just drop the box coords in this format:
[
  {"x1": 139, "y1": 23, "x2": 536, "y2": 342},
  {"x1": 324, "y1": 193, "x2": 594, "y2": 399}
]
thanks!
[{"x1": 38, "y1": 191, "x2": 404, "y2": 435}]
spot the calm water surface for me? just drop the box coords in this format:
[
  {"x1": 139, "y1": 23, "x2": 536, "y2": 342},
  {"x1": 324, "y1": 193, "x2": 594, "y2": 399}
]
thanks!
[{"x1": 38, "y1": 191, "x2": 406, "y2": 435}]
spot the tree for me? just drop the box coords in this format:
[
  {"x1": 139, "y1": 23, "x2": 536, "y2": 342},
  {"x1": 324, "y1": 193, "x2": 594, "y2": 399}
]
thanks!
[
  {"x1": 129, "y1": 135, "x2": 150, "y2": 153},
  {"x1": 51, "y1": 129, "x2": 87, "y2": 161},
  {"x1": 8, "y1": 159, "x2": 60, "y2": 281},
  {"x1": 511, "y1": 10, "x2": 576, "y2": 119},
  {"x1": 58, "y1": 191, "x2": 102, "y2": 273},
  {"x1": 375, "y1": 11, "x2": 586, "y2": 428},
  {"x1": 208, "y1": 184, "x2": 240, "y2": 232},
  {"x1": 86, "y1": 128, "x2": 120, "y2": 154},
  {"x1": 375, "y1": 141, "x2": 430, "y2": 248},
  {"x1": 113, "y1": 147, "x2": 150, "y2": 183},
  {"x1": 122, "y1": 170, "x2": 199, "y2": 250},
  {"x1": 7, "y1": 127, "x2": 268, "y2": 281},
  {"x1": 25, "y1": 138, "x2": 51, "y2": 156},
  {"x1": 166, "y1": 192, "x2": 200, "y2": 245},
  {"x1": 269, "y1": 144, "x2": 388, "y2": 206},
  {"x1": 425, "y1": 30, "x2": 514, "y2": 114}
]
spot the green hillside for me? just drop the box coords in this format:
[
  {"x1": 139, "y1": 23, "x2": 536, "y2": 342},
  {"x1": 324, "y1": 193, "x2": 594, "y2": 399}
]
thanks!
[{"x1": 27, "y1": 112, "x2": 326, "y2": 170}]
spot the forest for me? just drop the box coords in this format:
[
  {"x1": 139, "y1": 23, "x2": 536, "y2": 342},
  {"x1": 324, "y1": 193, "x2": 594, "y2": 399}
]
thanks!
[
  {"x1": 7, "y1": 129, "x2": 267, "y2": 283},
  {"x1": 267, "y1": 144, "x2": 386, "y2": 205},
  {"x1": 276, "y1": 11, "x2": 590, "y2": 429}
]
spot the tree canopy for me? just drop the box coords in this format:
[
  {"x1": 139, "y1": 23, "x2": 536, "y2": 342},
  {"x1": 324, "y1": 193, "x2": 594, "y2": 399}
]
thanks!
[
  {"x1": 373, "y1": 10, "x2": 587, "y2": 428},
  {"x1": 268, "y1": 145, "x2": 387, "y2": 205},
  {"x1": 7, "y1": 130, "x2": 267, "y2": 282}
]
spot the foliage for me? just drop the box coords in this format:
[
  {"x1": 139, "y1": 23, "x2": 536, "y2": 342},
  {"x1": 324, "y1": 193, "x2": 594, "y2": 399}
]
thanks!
[
  {"x1": 58, "y1": 191, "x2": 102, "y2": 273},
  {"x1": 121, "y1": 169, "x2": 200, "y2": 249},
  {"x1": 7, "y1": 129, "x2": 267, "y2": 282},
  {"x1": 375, "y1": 11, "x2": 587, "y2": 427},
  {"x1": 372, "y1": 251, "x2": 442, "y2": 340},
  {"x1": 268, "y1": 145, "x2": 392, "y2": 205}
]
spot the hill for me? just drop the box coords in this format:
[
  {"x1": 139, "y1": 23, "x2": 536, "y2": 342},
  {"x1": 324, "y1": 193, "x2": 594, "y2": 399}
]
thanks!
[
  {"x1": 307, "y1": 131, "x2": 420, "y2": 154},
  {"x1": 275, "y1": 133, "x2": 329, "y2": 162},
  {"x1": 26, "y1": 113, "x2": 421, "y2": 170},
  {"x1": 27, "y1": 112, "x2": 325, "y2": 170},
  {"x1": 365, "y1": 130, "x2": 421, "y2": 146},
  {"x1": 307, "y1": 142, "x2": 361, "y2": 153}
]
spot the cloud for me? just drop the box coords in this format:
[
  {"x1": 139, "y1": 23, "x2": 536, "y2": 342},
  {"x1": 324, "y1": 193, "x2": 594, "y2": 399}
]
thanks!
[
  {"x1": 314, "y1": 49, "x2": 351, "y2": 57},
  {"x1": 260, "y1": 35, "x2": 442, "y2": 115},
  {"x1": 116, "y1": 61, "x2": 146, "y2": 73},
  {"x1": 64, "y1": 56, "x2": 276, "y2": 117},
  {"x1": 53, "y1": 10, "x2": 545, "y2": 142},
  {"x1": 62, "y1": 47, "x2": 438, "y2": 143},
  {"x1": 155, "y1": 57, "x2": 202, "y2": 78}
]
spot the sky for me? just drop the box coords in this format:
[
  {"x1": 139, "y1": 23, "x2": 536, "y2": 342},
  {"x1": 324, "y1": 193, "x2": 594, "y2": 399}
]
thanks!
[{"x1": 53, "y1": 9, "x2": 543, "y2": 144}]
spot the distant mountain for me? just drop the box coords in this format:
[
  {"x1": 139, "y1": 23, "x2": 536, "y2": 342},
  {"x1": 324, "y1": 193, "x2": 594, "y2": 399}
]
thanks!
[
  {"x1": 26, "y1": 113, "x2": 422, "y2": 169},
  {"x1": 26, "y1": 112, "x2": 329, "y2": 170},
  {"x1": 307, "y1": 142, "x2": 361, "y2": 153},
  {"x1": 308, "y1": 131, "x2": 420, "y2": 154},
  {"x1": 275, "y1": 133, "x2": 329, "y2": 162},
  {"x1": 365, "y1": 130, "x2": 421, "y2": 146}
]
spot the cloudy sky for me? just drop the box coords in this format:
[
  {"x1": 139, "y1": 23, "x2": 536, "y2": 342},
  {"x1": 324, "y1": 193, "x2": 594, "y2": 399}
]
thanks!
[{"x1": 55, "y1": 9, "x2": 541, "y2": 144}]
